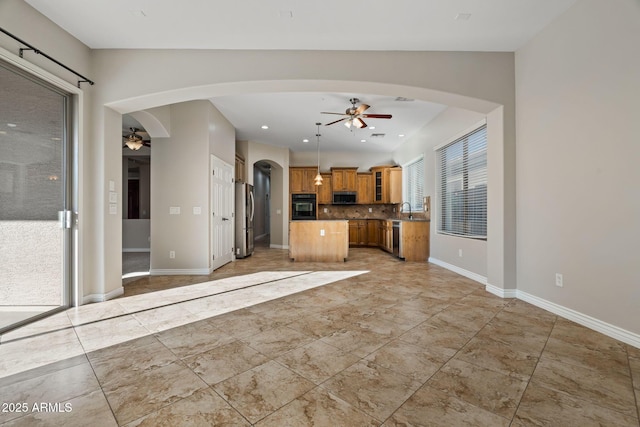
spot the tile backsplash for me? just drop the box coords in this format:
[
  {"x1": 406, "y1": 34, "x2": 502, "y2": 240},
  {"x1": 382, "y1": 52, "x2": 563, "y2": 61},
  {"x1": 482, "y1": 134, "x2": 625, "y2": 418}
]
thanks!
[{"x1": 318, "y1": 203, "x2": 429, "y2": 221}]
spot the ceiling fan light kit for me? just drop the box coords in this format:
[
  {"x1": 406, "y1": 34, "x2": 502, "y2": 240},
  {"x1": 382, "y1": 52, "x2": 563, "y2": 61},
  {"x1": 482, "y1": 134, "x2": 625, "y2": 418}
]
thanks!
[
  {"x1": 123, "y1": 127, "x2": 149, "y2": 151},
  {"x1": 322, "y1": 98, "x2": 392, "y2": 131}
]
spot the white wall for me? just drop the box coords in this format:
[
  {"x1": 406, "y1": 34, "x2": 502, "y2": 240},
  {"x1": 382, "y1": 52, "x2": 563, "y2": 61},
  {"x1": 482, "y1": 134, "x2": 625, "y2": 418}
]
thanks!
[
  {"x1": 515, "y1": 0, "x2": 640, "y2": 334},
  {"x1": 150, "y1": 101, "x2": 212, "y2": 273},
  {"x1": 394, "y1": 107, "x2": 488, "y2": 277}
]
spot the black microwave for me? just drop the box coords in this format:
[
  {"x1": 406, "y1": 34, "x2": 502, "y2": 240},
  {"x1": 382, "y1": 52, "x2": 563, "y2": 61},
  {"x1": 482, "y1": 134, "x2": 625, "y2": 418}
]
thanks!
[{"x1": 333, "y1": 191, "x2": 357, "y2": 205}]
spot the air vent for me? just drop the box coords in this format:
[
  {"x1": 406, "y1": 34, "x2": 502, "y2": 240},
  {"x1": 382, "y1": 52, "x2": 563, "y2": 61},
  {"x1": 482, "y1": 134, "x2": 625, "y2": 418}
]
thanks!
[
  {"x1": 370, "y1": 133, "x2": 386, "y2": 138},
  {"x1": 394, "y1": 97, "x2": 414, "y2": 102}
]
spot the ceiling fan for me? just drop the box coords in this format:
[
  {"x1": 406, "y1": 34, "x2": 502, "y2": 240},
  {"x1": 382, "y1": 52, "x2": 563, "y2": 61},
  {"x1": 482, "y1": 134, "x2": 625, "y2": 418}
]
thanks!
[
  {"x1": 321, "y1": 98, "x2": 392, "y2": 129},
  {"x1": 122, "y1": 127, "x2": 150, "y2": 150}
]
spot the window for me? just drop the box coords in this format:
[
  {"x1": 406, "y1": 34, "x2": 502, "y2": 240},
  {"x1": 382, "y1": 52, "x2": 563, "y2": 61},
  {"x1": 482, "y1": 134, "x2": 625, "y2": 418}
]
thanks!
[
  {"x1": 403, "y1": 156, "x2": 424, "y2": 211},
  {"x1": 436, "y1": 125, "x2": 487, "y2": 239}
]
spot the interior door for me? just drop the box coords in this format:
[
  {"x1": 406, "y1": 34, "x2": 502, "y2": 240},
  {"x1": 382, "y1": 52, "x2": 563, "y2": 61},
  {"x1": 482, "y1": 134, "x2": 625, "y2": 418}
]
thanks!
[
  {"x1": 0, "y1": 60, "x2": 73, "y2": 333},
  {"x1": 210, "y1": 155, "x2": 234, "y2": 271}
]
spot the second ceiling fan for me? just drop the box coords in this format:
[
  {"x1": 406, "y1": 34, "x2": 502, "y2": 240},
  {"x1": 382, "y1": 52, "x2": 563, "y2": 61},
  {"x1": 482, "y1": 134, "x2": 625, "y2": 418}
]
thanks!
[{"x1": 322, "y1": 98, "x2": 392, "y2": 129}]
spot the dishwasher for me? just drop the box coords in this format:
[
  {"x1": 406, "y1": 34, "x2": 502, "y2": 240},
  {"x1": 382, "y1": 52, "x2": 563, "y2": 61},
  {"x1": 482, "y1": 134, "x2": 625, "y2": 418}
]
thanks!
[{"x1": 392, "y1": 220, "x2": 403, "y2": 259}]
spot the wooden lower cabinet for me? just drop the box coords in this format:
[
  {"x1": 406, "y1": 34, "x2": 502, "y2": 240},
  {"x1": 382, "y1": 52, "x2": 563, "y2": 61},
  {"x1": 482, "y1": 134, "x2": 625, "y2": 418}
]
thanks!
[
  {"x1": 367, "y1": 220, "x2": 379, "y2": 246},
  {"x1": 400, "y1": 221, "x2": 430, "y2": 262},
  {"x1": 348, "y1": 220, "x2": 367, "y2": 246}
]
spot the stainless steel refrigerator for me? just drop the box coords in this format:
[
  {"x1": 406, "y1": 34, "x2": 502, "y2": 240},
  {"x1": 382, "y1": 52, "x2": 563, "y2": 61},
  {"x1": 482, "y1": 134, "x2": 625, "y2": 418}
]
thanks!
[{"x1": 235, "y1": 182, "x2": 255, "y2": 258}]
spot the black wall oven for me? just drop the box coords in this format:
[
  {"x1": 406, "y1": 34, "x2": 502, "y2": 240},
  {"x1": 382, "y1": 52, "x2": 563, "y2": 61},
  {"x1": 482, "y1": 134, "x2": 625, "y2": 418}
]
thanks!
[{"x1": 291, "y1": 193, "x2": 317, "y2": 220}]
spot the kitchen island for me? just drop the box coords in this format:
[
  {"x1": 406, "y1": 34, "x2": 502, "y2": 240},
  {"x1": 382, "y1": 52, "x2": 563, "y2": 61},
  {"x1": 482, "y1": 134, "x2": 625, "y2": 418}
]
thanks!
[{"x1": 289, "y1": 220, "x2": 349, "y2": 262}]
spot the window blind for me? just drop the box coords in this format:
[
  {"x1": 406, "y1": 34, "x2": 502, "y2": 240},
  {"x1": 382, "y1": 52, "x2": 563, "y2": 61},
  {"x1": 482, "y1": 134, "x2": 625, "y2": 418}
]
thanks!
[
  {"x1": 436, "y1": 125, "x2": 487, "y2": 239},
  {"x1": 403, "y1": 156, "x2": 424, "y2": 211}
]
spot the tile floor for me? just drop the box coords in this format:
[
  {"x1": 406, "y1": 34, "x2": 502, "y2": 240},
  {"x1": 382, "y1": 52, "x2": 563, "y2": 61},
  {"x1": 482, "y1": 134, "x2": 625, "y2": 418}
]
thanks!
[{"x1": 1, "y1": 245, "x2": 639, "y2": 426}]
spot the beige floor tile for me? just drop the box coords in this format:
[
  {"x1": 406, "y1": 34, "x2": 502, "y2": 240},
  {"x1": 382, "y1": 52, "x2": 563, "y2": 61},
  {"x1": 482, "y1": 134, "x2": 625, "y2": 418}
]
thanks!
[
  {"x1": 321, "y1": 359, "x2": 422, "y2": 421},
  {"x1": 0, "y1": 362, "x2": 101, "y2": 424},
  {"x1": 101, "y1": 361, "x2": 208, "y2": 425},
  {"x1": 427, "y1": 358, "x2": 528, "y2": 419},
  {"x1": 123, "y1": 388, "x2": 250, "y2": 427},
  {"x1": 543, "y1": 335, "x2": 631, "y2": 377},
  {"x1": 532, "y1": 357, "x2": 637, "y2": 417},
  {"x1": 2, "y1": 390, "x2": 118, "y2": 427},
  {"x1": 153, "y1": 319, "x2": 236, "y2": 359},
  {"x1": 319, "y1": 323, "x2": 393, "y2": 358},
  {"x1": 365, "y1": 339, "x2": 447, "y2": 382},
  {"x1": 397, "y1": 316, "x2": 475, "y2": 356},
  {"x1": 276, "y1": 339, "x2": 360, "y2": 384},
  {"x1": 183, "y1": 340, "x2": 269, "y2": 385},
  {"x1": 514, "y1": 382, "x2": 640, "y2": 426},
  {"x1": 240, "y1": 325, "x2": 316, "y2": 358},
  {"x1": 456, "y1": 335, "x2": 539, "y2": 380},
  {"x1": 87, "y1": 336, "x2": 178, "y2": 386},
  {"x1": 383, "y1": 385, "x2": 510, "y2": 427},
  {"x1": 213, "y1": 360, "x2": 316, "y2": 424},
  {"x1": 255, "y1": 387, "x2": 378, "y2": 427}
]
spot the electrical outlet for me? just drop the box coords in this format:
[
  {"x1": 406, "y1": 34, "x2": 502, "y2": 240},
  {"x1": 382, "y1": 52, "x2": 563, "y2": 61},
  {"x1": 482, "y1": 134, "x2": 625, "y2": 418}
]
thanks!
[
  {"x1": 320, "y1": 229, "x2": 325, "y2": 236},
  {"x1": 458, "y1": 249, "x2": 463, "y2": 257},
  {"x1": 169, "y1": 251, "x2": 175, "y2": 259},
  {"x1": 368, "y1": 208, "x2": 373, "y2": 213},
  {"x1": 555, "y1": 273, "x2": 563, "y2": 287},
  {"x1": 323, "y1": 208, "x2": 328, "y2": 213}
]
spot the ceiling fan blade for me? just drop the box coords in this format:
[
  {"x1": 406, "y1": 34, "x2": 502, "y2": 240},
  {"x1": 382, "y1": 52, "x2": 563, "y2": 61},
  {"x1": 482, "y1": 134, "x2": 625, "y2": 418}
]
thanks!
[
  {"x1": 320, "y1": 112, "x2": 347, "y2": 115},
  {"x1": 325, "y1": 118, "x2": 347, "y2": 126},
  {"x1": 361, "y1": 114, "x2": 392, "y2": 119},
  {"x1": 354, "y1": 104, "x2": 370, "y2": 115}
]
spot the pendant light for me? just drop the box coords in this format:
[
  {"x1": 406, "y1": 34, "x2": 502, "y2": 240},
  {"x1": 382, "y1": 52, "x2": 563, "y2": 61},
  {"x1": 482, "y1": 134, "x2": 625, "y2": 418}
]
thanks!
[{"x1": 314, "y1": 122, "x2": 323, "y2": 186}]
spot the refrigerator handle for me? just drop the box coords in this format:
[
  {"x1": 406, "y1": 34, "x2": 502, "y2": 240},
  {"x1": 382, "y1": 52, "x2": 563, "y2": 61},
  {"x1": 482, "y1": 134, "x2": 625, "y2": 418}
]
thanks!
[{"x1": 249, "y1": 190, "x2": 255, "y2": 222}]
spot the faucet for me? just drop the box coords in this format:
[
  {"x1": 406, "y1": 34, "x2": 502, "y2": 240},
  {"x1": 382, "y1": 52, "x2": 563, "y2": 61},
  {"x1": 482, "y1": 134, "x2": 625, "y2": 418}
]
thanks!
[{"x1": 400, "y1": 202, "x2": 412, "y2": 219}]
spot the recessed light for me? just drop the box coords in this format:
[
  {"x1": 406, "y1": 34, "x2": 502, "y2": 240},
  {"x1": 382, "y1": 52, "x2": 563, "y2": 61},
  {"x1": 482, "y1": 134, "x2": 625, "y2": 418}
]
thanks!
[
  {"x1": 261, "y1": 125, "x2": 269, "y2": 130},
  {"x1": 0, "y1": 131, "x2": 6, "y2": 135},
  {"x1": 399, "y1": 134, "x2": 405, "y2": 138},
  {"x1": 361, "y1": 139, "x2": 367, "y2": 143},
  {"x1": 7, "y1": 123, "x2": 17, "y2": 127},
  {"x1": 455, "y1": 13, "x2": 471, "y2": 21},
  {"x1": 51, "y1": 137, "x2": 61, "y2": 141},
  {"x1": 369, "y1": 126, "x2": 376, "y2": 130}
]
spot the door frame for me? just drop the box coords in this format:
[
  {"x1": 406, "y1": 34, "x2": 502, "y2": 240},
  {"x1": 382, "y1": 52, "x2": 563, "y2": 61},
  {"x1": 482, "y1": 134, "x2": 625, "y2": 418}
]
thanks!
[{"x1": 0, "y1": 48, "x2": 81, "y2": 334}]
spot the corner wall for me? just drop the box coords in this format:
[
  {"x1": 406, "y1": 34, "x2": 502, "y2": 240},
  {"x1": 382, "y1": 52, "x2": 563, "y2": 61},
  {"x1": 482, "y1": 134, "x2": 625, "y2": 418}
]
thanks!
[{"x1": 515, "y1": 0, "x2": 640, "y2": 336}]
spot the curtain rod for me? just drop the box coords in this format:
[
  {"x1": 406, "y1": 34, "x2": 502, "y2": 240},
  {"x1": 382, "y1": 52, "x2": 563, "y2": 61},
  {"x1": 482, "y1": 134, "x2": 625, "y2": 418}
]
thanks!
[{"x1": 0, "y1": 27, "x2": 94, "y2": 88}]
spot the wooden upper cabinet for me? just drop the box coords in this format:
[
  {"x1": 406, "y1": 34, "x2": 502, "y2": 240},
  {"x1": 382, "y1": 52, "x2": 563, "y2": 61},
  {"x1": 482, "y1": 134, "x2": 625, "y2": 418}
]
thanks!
[
  {"x1": 317, "y1": 173, "x2": 332, "y2": 204},
  {"x1": 235, "y1": 154, "x2": 246, "y2": 183},
  {"x1": 357, "y1": 173, "x2": 373, "y2": 204},
  {"x1": 389, "y1": 167, "x2": 402, "y2": 204},
  {"x1": 331, "y1": 167, "x2": 358, "y2": 192},
  {"x1": 370, "y1": 166, "x2": 402, "y2": 204},
  {"x1": 290, "y1": 167, "x2": 318, "y2": 193}
]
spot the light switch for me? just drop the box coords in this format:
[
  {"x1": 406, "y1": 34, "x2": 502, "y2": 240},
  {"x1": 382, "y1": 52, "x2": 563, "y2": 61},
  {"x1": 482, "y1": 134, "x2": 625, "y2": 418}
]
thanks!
[
  {"x1": 169, "y1": 207, "x2": 181, "y2": 215},
  {"x1": 109, "y1": 204, "x2": 117, "y2": 215},
  {"x1": 193, "y1": 207, "x2": 202, "y2": 215}
]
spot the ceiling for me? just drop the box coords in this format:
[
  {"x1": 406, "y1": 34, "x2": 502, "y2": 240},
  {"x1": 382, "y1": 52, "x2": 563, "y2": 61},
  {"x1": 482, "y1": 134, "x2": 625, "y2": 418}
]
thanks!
[{"x1": 27, "y1": 0, "x2": 577, "y2": 154}]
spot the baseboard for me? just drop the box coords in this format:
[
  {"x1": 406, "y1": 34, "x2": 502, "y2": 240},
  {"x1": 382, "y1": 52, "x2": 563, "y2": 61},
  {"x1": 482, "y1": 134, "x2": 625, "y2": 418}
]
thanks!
[
  {"x1": 429, "y1": 258, "x2": 640, "y2": 349},
  {"x1": 428, "y1": 257, "x2": 488, "y2": 286},
  {"x1": 485, "y1": 283, "x2": 517, "y2": 299},
  {"x1": 149, "y1": 268, "x2": 211, "y2": 276},
  {"x1": 517, "y1": 290, "x2": 640, "y2": 349},
  {"x1": 269, "y1": 244, "x2": 289, "y2": 249},
  {"x1": 83, "y1": 286, "x2": 124, "y2": 304},
  {"x1": 122, "y1": 248, "x2": 150, "y2": 253}
]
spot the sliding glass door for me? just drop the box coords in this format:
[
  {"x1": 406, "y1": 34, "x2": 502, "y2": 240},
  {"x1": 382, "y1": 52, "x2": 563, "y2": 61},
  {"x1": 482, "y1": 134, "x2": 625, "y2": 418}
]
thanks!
[{"x1": 0, "y1": 60, "x2": 73, "y2": 333}]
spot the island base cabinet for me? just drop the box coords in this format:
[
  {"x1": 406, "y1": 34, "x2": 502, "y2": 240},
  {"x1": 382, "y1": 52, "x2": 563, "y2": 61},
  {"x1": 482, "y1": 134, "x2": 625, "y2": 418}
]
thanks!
[{"x1": 289, "y1": 221, "x2": 349, "y2": 262}]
